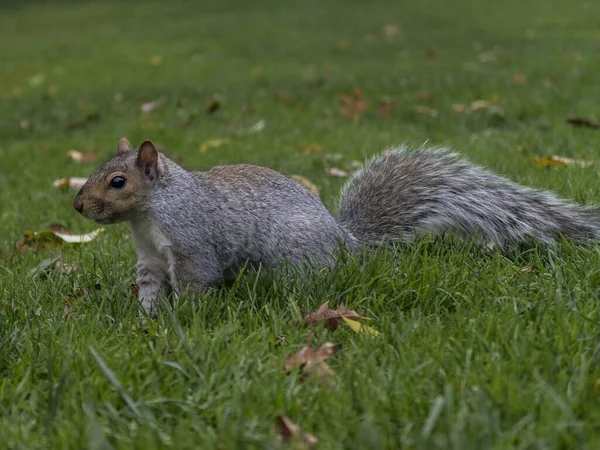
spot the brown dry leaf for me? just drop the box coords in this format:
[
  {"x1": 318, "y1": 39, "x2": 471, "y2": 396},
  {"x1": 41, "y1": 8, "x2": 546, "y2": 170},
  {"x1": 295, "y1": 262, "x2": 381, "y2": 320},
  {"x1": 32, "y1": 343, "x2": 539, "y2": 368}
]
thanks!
[
  {"x1": 567, "y1": 117, "x2": 600, "y2": 129},
  {"x1": 542, "y1": 75, "x2": 561, "y2": 87},
  {"x1": 340, "y1": 88, "x2": 370, "y2": 124},
  {"x1": 325, "y1": 167, "x2": 349, "y2": 177},
  {"x1": 207, "y1": 95, "x2": 222, "y2": 114},
  {"x1": 511, "y1": 73, "x2": 526, "y2": 85},
  {"x1": 304, "y1": 301, "x2": 370, "y2": 330},
  {"x1": 414, "y1": 105, "x2": 438, "y2": 118},
  {"x1": 65, "y1": 113, "x2": 101, "y2": 131},
  {"x1": 276, "y1": 415, "x2": 318, "y2": 449},
  {"x1": 426, "y1": 46, "x2": 437, "y2": 57},
  {"x1": 337, "y1": 40, "x2": 349, "y2": 50},
  {"x1": 382, "y1": 24, "x2": 399, "y2": 40},
  {"x1": 299, "y1": 144, "x2": 324, "y2": 154},
  {"x1": 141, "y1": 96, "x2": 167, "y2": 113},
  {"x1": 378, "y1": 97, "x2": 396, "y2": 117},
  {"x1": 521, "y1": 266, "x2": 533, "y2": 273},
  {"x1": 532, "y1": 155, "x2": 594, "y2": 168},
  {"x1": 48, "y1": 223, "x2": 72, "y2": 235},
  {"x1": 414, "y1": 91, "x2": 431, "y2": 100},
  {"x1": 130, "y1": 283, "x2": 139, "y2": 297},
  {"x1": 285, "y1": 342, "x2": 337, "y2": 383},
  {"x1": 290, "y1": 175, "x2": 320, "y2": 197},
  {"x1": 67, "y1": 150, "x2": 97, "y2": 162},
  {"x1": 53, "y1": 177, "x2": 88, "y2": 190},
  {"x1": 451, "y1": 104, "x2": 469, "y2": 113}
]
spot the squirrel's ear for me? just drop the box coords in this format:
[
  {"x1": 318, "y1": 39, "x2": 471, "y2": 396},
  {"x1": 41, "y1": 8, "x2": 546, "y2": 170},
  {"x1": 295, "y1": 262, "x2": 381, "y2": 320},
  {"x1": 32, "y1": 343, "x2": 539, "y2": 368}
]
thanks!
[
  {"x1": 118, "y1": 137, "x2": 133, "y2": 153},
  {"x1": 136, "y1": 140, "x2": 159, "y2": 180}
]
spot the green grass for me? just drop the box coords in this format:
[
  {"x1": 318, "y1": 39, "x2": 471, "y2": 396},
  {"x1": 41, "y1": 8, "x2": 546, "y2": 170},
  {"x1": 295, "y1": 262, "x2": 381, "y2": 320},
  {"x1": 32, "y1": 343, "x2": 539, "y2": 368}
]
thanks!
[{"x1": 2, "y1": 0, "x2": 600, "y2": 448}]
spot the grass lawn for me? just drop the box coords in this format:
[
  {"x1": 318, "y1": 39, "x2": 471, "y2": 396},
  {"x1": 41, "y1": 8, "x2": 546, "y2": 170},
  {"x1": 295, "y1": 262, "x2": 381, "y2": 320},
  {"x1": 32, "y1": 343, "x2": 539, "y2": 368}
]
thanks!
[{"x1": 2, "y1": 0, "x2": 600, "y2": 448}]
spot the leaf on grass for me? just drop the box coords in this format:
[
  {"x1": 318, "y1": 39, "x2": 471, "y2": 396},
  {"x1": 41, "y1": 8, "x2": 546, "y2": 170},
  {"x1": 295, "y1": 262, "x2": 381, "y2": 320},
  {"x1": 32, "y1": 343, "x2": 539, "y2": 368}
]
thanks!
[
  {"x1": 414, "y1": 105, "x2": 438, "y2": 118},
  {"x1": 378, "y1": 97, "x2": 396, "y2": 117},
  {"x1": 340, "y1": 89, "x2": 370, "y2": 124},
  {"x1": 285, "y1": 342, "x2": 337, "y2": 383},
  {"x1": 53, "y1": 177, "x2": 88, "y2": 190},
  {"x1": 532, "y1": 155, "x2": 594, "y2": 168},
  {"x1": 382, "y1": 24, "x2": 399, "y2": 40},
  {"x1": 567, "y1": 117, "x2": 600, "y2": 129},
  {"x1": 207, "y1": 95, "x2": 222, "y2": 114},
  {"x1": 426, "y1": 47, "x2": 437, "y2": 57},
  {"x1": 511, "y1": 73, "x2": 526, "y2": 85},
  {"x1": 304, "y1": 301, "x2": 370, "y2": 330},
  {"x1": 141, "y1": 96, "x2": 167, "y2": 113},
  {"x1": 342, "y1": 316, "x2": 381, "y2": 337},
  {"x1": 325, "y1": 167, "x2": 349, "y2": 177},
  {"x1": 276, "y1": 415, "x2": 318, "y2": 449},
  {"x1": 65, "y1": 113, "x2": 101, "y2": 131},
  {"x1": 299, "y1": 144, "x2": 324, "y2": 154},
  {"x1": 337, "y1": 40, "x2": 349, "y2": 50},
  {"x1": 236, "y1": 119, "x2": 266, "y2": 135},
  {"x1": 200, "y1": 138, "x2": 231, "y2": 153},
  {"x1": 131, "y1": 283, "x2": 139, "y2": 297},
  {"x1": 67, "y1": 150, "x2": 97, "y2": 162},
  {"x1": 18, "y1": 228, "x2": 104, "y2": 251},
  {"x1": 289, "y1": 175, "x2": 320, "y2": 197}
]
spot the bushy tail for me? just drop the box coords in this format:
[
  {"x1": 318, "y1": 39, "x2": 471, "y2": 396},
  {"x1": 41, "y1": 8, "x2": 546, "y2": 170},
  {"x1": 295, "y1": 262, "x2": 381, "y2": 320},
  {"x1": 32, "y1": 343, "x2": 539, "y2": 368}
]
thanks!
[{"x1": 337, "y1": 145, "x2": 600, "y2": 248}]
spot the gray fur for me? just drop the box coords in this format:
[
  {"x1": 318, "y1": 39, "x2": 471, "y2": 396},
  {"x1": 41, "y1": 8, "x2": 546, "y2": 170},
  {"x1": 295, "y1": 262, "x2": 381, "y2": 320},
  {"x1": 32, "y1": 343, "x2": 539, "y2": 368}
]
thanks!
[
  {"x1": 338, "y1": 145, "x2": 600, "y2": 247},
  {"x1": 75, "y1": 143, "x2": 600, "y2": 313}
]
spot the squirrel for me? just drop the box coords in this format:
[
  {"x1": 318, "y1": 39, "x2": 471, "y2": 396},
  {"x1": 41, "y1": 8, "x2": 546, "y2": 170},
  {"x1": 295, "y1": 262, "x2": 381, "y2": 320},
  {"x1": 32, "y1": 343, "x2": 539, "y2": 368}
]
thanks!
[{"x1": 73, "y1": 137, "x2": 600, "y2": 314}]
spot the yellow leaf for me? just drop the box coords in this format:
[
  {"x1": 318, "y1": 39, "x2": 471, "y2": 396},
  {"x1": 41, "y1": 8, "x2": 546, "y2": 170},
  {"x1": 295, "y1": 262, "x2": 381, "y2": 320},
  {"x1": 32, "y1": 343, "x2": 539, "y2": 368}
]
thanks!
[
  {"x1": 200, "y1": 138, "x2": 231, "y2": 153},
  {"x1": 532, "y1": 155, "x2": 594, "y2": 168},
  {"x1": 342, "y1": 316, "x2": 381, "y2": 336}
]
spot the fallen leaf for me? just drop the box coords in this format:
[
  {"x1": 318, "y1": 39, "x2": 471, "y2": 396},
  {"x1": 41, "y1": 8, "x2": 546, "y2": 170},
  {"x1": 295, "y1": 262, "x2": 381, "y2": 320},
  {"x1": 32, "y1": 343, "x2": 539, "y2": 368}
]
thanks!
[
  {"x1": 237, "y1": 119, "x2": 266, "y2": 134},
  {"x1": 382, "y1": 24, "x2": 399, "y2": 40},
  {"x1": 378, "y1": 97, "x2": 396, "y2": 117},
  {"x1": 342, "y1": 316, "x2": 381, "y2": 336},
  {"x1": 277, "y1": 91, "x2": 296, "y2": 106},
  {"x1": 451, "y1": 104, "x2": 469, "y2": 113},
  {"x1": 290, "y1": 175, "x2": 320, "y2": 197},
  {"x1": 337, "y1": 40, "x2": 349, "y2": 49},
  {"x1": 141, "y1": 96, "x2": 167, "y2": 113},
  {"x1": 299, "y1": 144, "x2": 324, "y2": 154},
  {"x1": 340, "y1": 89, "x2": 369, "y2": 124},
  {"x1": 304, "y1": 301, "x2": 370, "y2": 330},
  {"x1": 67, "y1": 150, "x2": 97, "y2": 162},
  {"x1": 200, "y1": 138, "x2": 231, "y2": 153},
  {"x1": 53, "y1": 177, "x2": 88, "y2": 190},
  {"x1": 285, "y1": 342, "x2": 337, "y2": 383},
  {"x1": 276, "y1": 415, "x2": 318, "y2": 449},
  {"x1": 511, "y1": 73, "x2": 526, "y2": 85},
  {"x1": 114, "y1": 92, "x2": 124, "y2": 103},
  {"x1": 150, "y1": 55, "x2": 162, "y2": 66},
  {"x1": 48, "y1": 223, "x2": 72, "y2": 235},
  {"x1": 426, "y1": 47, "x2": 437, "y2": 57},
  {"x1": 567, "y1": 117, "x2": 600, "y2": 129},
  {"x1": 207, "y1": 95, "x2": 222, "y2": 114},
  {"x1": 470, "y1": 100, "x2": 490, "y2": 111},
  {"x1": 542, "y1": 75, "x2": 561, "y2": 87},
  {"x1": 65, "y1": 113, "x2": 101, "y2": 131},
  {"x1": 251, "y1": 66, "x2": 263, "y2": 76},
  {"x1": 20, "y1": 119, "x2": 30, "y2": 130},
  {"x1": 532, "y1": 155, "x2": 594, "y2": 168},
  {"x1": 414, "y1": 105, "x2": 438, "y2": 118},
  {"x1": 414, "y1": 91, "x2": 432, "y2": 100},
  {"x1": 521, "y1": 266, "x2": 533, "y2": 273},
  {"x1": 325, "y1": 167, "x2": 349, "y2": 177},
  {"x1": 131, "y1": 283, "x2": 139, "y2": 297}
]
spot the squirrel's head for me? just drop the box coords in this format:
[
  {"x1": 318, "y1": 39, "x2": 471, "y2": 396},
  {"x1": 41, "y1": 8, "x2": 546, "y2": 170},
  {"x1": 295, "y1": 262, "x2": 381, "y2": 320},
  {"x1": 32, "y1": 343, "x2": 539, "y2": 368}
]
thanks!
[{"x1": 73, "y1": 138, "x2": 161, "y2": 224}]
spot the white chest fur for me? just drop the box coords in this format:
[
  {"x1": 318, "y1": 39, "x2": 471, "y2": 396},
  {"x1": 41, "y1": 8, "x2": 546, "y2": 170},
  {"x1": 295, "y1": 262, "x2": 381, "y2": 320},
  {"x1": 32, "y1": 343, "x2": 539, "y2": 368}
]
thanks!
[{"x1": 130, "y1": 219, "x2": 178, "y2": 291}]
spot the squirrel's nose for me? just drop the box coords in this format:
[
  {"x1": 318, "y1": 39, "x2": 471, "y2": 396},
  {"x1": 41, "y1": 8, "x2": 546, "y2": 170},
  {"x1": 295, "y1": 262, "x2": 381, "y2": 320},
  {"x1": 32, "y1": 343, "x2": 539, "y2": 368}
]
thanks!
[{"x1": 73, "y1": 198, "x2": 84, "y2": 213}]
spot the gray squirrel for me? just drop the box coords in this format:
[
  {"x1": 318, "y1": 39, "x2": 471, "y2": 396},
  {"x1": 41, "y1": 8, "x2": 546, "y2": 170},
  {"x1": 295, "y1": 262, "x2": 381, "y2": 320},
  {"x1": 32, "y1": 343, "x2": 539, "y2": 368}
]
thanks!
[{"x1": 73, "y1": 137, "x2": 600, "y2": 314}]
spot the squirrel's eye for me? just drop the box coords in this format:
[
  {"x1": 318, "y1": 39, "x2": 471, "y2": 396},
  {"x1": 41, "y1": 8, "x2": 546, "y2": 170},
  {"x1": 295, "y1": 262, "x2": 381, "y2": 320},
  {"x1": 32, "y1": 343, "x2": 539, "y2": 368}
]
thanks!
[{"x1": 110, "y1": 176, "x2": 126, "y2": 189}]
